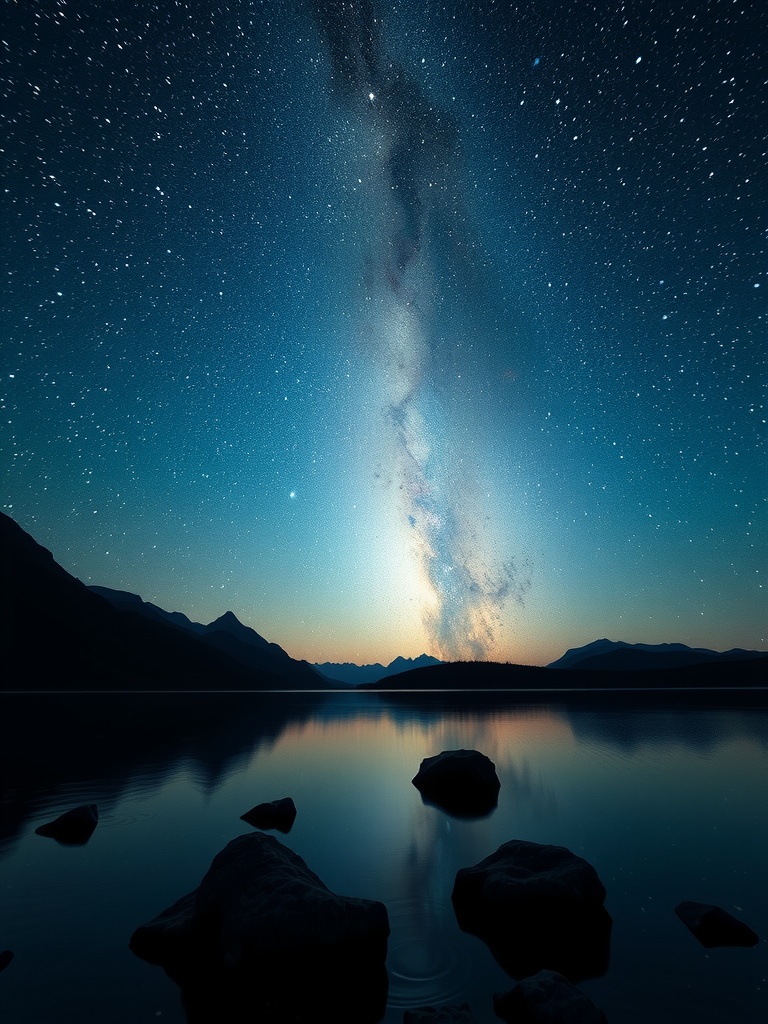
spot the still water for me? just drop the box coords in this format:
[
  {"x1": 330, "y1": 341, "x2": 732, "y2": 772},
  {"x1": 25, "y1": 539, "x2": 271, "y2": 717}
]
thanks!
[{"x1": 0, "y1": 690, "x2": 766, "y2": 1023}]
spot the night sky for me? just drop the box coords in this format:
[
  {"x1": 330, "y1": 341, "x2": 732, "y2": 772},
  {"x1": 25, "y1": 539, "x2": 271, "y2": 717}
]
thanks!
[{"x1": 2, "y1": 0, "x2": 766, "y2": 666}]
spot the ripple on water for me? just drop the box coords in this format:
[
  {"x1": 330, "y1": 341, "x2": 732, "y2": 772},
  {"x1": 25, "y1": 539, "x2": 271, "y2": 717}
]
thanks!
[
  {"x1": 385, "y1": 896, "x2": 475, "y2": 1010},
  {"x1": 98, "y1": 808, "x2": 158, "y2": 829}
]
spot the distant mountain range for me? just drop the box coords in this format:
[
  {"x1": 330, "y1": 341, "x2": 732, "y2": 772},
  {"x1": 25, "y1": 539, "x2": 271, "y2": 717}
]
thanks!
[
  {"x1": 2, "y1": 511, "x2": 765, "y2": 692},
  {"x1": 548, "y1": 638, "x2": 766, "y2": 672},
  {"x1": 363, "y1": 645, "x2": 767, "y2": 690},
  {"x1": 314, "y1": 654, "x2": 442, "y2": 686}
]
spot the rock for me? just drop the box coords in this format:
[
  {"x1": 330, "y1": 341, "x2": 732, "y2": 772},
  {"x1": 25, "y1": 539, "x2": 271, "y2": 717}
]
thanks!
[
  {"x1": 452, "y1": 840, "x2": 611, "y2": 982},
  {"x1": 240, "y1": 796, "x2": 296, "y2": 833},
  {"x1": 675, "y1": 901, "x2": 759, "y2": 948},
  {"x1": 493, "y1": 970, "x2": 607, "y2": 1023},
  {"x1": 128, "y1": 891, "x2": 198, "y2": 967},
  {"x1": 130, "y1": 832, "x2": 390, "y2": 1022},
  {"x1": 0, "y1": 950, "x2": 13, "y2": 973},
  {"x1": 404, "y1": 1004, "x2": 478, "y2": 1024},
  {"x1": 412, "y1": 749, "x2": 500, "y2": 817},
  {"x1": 192, "y1": 833, "x2": 388, "y2": 967},
  {"x1": 34, "y1": 804, "x2": 98, "y2": 845}
]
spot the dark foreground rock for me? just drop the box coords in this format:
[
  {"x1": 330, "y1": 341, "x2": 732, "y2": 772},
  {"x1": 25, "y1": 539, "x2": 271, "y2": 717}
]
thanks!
[
  {"x1": 34, "y1": 804, "x2": 98, "y2": 845},
  {"x1": 452, "y1": 840, "x2": 611, "y2": 982},
  {"x1": 130, "y1": 832, "x2": 390, "y2": 1023},
  {"x1": 675, "y1": 901, "x2": 759, "y2": 948},
  {"x1": 412, "y1": 749, "x2": 500, "y2": 817},
  {"x1": 0, "y1": 950, "x2": 13, "y2": 973},
  {"x1": 240, "y1": 797, "x2": 296, "y2": 833},
  {"x1": 404, "y1": 1005, "x2": 478, "y2": 1023},
  {"x1": 494, "y1": 970, "x2": 607, "y2": 1023}
]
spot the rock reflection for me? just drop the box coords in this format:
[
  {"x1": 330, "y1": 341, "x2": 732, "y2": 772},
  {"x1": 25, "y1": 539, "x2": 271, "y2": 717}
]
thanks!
[
  {"x1": 0, "y1": 692, "x2": 324, "y2": 857},
  {"x1": 169, "y1": 952, "x2": 388, "y2": 1024},
  {"x1": 456, "y1": 898, "x2": 612, "y2": 984}
]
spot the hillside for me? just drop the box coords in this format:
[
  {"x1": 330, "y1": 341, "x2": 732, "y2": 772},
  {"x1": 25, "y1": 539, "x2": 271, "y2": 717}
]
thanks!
[
  {"x1": 0, "y1": 513, "x2": 323, "y2": 691},
  {"x1": 363, "y1": 656, "x2": 768, "y2": 690}
]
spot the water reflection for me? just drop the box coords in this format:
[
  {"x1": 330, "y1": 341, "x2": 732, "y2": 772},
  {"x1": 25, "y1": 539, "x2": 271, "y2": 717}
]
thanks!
[
  {"x1": 2, "y1": 690, "x2": 767, "y2": 859},
  {"x1": 0, "y1": 692, "x2": 322, "y2": 856},
  {"x1": 0, "y1": 691, "x2": 766, "y2": 1023}
]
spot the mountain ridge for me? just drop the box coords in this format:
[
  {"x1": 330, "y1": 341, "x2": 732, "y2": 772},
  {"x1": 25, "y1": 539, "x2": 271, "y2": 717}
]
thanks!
[
  {"x1": 362, "y1": 653, "x2": 767, "y2": 690},
  {"x1": 88, "y1": 585, "x2": 302, "y2": 680},
  {"x1": 548, "y1": 638, "x2": 766, "y2": 672},
  {"x1": 3, "y1": 512, "x2": 765, "y2": 692},
  {"x1": 314, "y1": 653, "x2": 442, "y2": 686},
  {"x1": 1, "y1": 513, "x2": 323, "y2": 691}
]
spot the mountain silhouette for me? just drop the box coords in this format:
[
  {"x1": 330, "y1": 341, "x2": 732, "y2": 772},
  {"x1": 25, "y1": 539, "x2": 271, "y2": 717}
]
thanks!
[
  {"x1": 1, "y1": 512, "x2": 324, "y2": 691},
  {"x1": 89, "y1": 587, "x2": 309, "y2": 681},
  {"x1": 4, "y1": 511, "x2": 765, "y2": 692},
  {"x1": 363, "y1": 652, "x2": 767, "y2": 690},
  {"x1": 314, "y1": 653, "x2": 442, "y2": 686},
  {"x1": 548, "y1": 638, "x2": 767, "y2": 672}
]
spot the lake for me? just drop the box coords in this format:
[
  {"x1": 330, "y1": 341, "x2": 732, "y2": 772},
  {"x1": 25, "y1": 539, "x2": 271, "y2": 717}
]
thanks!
[{"x1": 0, "y1": 690, "x2": 766, "y2": 1023}]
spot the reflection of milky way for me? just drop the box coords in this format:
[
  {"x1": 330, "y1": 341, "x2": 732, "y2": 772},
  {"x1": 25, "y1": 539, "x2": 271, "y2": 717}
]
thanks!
[{"x1": 311, "y1": 0, "x2": 527, "y2": 659}]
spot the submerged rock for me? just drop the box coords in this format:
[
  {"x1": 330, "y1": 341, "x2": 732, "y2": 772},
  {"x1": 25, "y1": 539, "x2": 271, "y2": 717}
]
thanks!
[
  {"x1": 240, "y1": 797, "x2": 297, "y2": 833},
  {"x1": 452, "y1": 840, "x2": 611, "y2": 982},
  {"x1": 34, "y1": 804, "x2": 98, "y2": 845},
  {"x1": 494, "y1": 970, "x2": 607, "y2": 1023},
  {"x1": 412, "y1": 749, "x2": 500, "y2": 817},
  {"x1": 675, "y1": 901, "x2": 759, "y2": 948},
  {"x1": 404, "y1": 1004, "x2": 478, "y2": 1024},
  {"x1": 130, "y1": 831, "x2": 390, "y2": 1022},
  {"x1": 0, "y1": 950, "x2": 13, "y2": 973}
]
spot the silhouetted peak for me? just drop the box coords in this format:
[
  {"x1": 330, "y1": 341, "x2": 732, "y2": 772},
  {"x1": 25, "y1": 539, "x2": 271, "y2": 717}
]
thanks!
[
  {"x1": 314, "y1": 652, "x2": 442, "y2": 685},
  {"x1": 206, "y1": 611, "x2": 273, "y2": 651},
  {"x1": 211, "y1": 610, "x2": 242, "y2": 629},
  {"x1": 388, "y1": 653, "x2": 442, "y2": 673},
  {"x1": 0, "y1": 511, "x2": 317, "y2": 691}
]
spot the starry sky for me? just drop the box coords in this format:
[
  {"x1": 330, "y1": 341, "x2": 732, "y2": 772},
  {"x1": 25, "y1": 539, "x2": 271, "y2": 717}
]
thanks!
[{"x1": 2, "y1": 0, "x2": 766, "y2": 667}]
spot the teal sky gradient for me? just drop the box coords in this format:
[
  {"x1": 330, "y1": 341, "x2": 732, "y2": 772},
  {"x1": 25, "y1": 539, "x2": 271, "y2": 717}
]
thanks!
[{"x1": 2, "y1": 0, "x2": 765, "y2": 666}]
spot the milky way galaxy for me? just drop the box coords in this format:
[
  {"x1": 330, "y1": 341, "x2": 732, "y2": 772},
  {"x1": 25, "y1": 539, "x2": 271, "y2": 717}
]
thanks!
[
  {"x1": 309, "y1": 0, "x2": 527, "y2": 659},
  {"x1": 1, "y1": 0, "x2": 765, "y2": 665}
]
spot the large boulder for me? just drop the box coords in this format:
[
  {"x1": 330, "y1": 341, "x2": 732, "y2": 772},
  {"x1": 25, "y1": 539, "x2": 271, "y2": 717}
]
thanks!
[
  {"x1": 675, "y1": 901, "x2": 759, "y2": 948},
  {"x1": 130, "y1": 832, "x2": 389, "y2": 1022},
  {"x1": 493, "y1": 970, "x2": 607, "y2": 1023},
  {"x1": 240, "y1": 797, "x2": 296, "y2": 833},
  {"x1": 412, "y1": 749, "x2": 500, "y2": 817},
  {"x1": 452, "y1": 840, "x2": 611, "y2": 982},
  {"x1": 34, "y1": 804, "x2": 98, "y2": 845}
]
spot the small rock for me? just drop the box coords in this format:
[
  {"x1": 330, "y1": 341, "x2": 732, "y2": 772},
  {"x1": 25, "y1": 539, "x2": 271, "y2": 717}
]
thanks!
[
  {"x1": 240, "y1": 796, "x2": 297, "y2": 833},
  {"x1": 34, "y1": 804, "x2": 98, "y2": 845},
  {"x1": 412, "y1": 749, "x2": 500, "y2": 817},
  {"x1": 675, "y1": 901, "x2": 759, "y2": 948},
  {"x1": 494, "y1": 970, "x2": 607, "y2": 1023}
]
